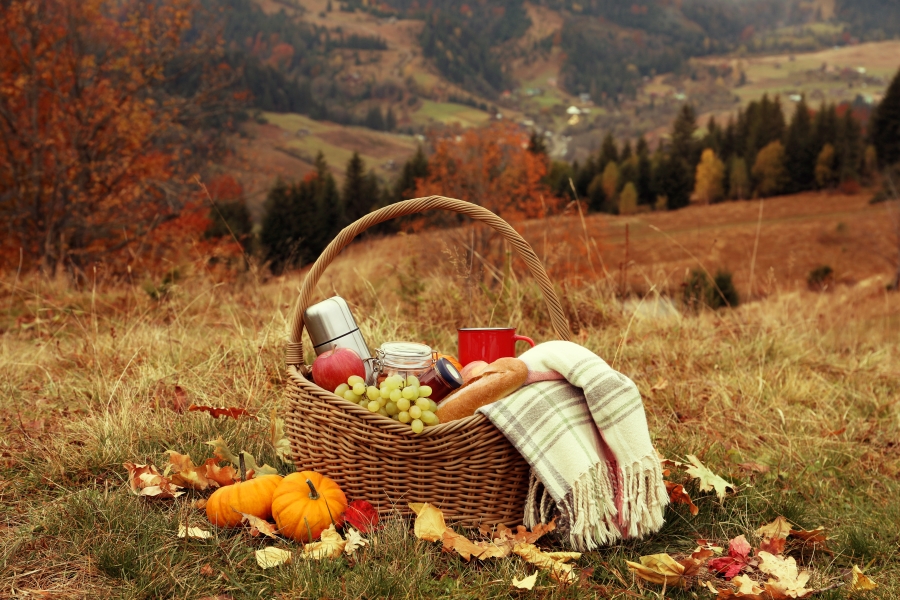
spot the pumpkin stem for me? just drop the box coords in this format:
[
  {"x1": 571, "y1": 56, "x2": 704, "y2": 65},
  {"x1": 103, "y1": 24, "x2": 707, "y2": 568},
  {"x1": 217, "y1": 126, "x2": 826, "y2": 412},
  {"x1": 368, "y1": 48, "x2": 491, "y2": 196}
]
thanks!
[
  {"x1": 305, "y1": 478, "x2": 320, "y2": 500},
  {"x1": 239, "y1": 453, "x2": 247, "y2": 481}
]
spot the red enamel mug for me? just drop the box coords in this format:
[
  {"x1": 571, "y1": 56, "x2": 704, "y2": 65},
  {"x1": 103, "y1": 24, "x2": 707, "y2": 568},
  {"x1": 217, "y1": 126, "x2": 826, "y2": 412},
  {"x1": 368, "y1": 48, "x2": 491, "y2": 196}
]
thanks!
[{"x1": 457, "y1": 327, "x2": 535, "y2": 366}]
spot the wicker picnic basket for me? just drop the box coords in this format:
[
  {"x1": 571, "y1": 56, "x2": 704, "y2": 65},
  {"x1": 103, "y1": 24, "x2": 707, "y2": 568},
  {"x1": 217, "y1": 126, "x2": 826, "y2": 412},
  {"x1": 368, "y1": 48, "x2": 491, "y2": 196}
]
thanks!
[{"x1": 282, "y1": 196, "x2": 571, "y2": 527}]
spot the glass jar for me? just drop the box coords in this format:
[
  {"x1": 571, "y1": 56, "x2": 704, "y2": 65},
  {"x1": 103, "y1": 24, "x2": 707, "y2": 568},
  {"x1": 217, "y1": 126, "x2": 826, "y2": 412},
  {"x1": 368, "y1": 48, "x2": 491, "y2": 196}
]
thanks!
[
  {"x1": 418, "y1": 357, "x2": 464, "y2": 402},
  {"x1": 375, "y1": 341, "x2": 434, "y2": 385}
]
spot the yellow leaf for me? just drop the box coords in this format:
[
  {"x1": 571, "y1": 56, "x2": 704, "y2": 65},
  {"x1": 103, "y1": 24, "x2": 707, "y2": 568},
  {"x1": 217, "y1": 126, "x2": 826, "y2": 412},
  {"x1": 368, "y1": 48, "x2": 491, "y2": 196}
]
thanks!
[
  {"x1": 205, "y1": 437, "x2": 240, "y2": 465},
  {"x1": 442, "y1": 529, "x2": 510, "y2": 561},
  {"x1": 344, "y1": 527, "x2": 369, "y2": 556},
  {"x1": 301, "y1": 524, "x2": 346, "y2": 560},
  {"x1": 850, "y1": 565, "x2": 877, "y2": 591},
  {"x1": 256, "y1": 546, "x2": 293, "y2": 569},
  {"x1": 757, "y1": 551, "x2": 812, "y2": 598},
  {"x1": 513, "y1": 543, "x2": 579, "y2": 583},
  {"x1": 177, "y1": 524, "x2": 213, "y2": 539},
  {"x1": 685, "y1": 455, "x2": 736, "y2": 501},
  {"x1": 732, "y1": 574, "x2": 764, "y2": 596},
  {"x1": 626, "y1": 553, "x2": 685, "y2": 586},
  {"x1": 270, "y1": 408, "x2": 292, "y2": 463},
  {"x1": 756, "y1": 516, "x2": 793, "y2": 542},
  {"x1": 166, "y1": 451, "x2": 213, "y2": 491},
  {"x1": 240, "y1": 451, "x2": 279, "y2": 477},
  {"x1": 512, "y1": 572, "x2": 538, "y2": 589},
  {"x1": 409, "y1": 502, "x2": 447, "y2": 542},
  {"x1": 239, "y1": 513, "x2": 278, "y2": 538}
]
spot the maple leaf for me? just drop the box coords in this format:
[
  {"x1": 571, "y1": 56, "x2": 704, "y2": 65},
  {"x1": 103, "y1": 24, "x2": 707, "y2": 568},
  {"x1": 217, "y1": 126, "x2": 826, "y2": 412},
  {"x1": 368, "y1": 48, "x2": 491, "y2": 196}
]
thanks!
[
  {"x1": 344, "y1": 499, "x2": 379, "y2": 533},
  {"x1": 256, "y1": 547, "x2": 292, "y2": 569},
  {"x1": 240, "y1": 513, "x2": 278, "y2": 538},
  {"x1": 178, "y1": 524, "x2": 213, "y2": 540},
  {"x1": 442, "y1": 529, "x2": 510, "y2": 561},
  {"x1": 188, "y1": 405, "x2": 258, "y2": 420},
  {"x1": 626, "y1": 553, "x2": 702, "y2": 589},
  {"x1": 203, "y1": 458, "x2": 238, "y2": 487},
  {"x1": 343, "y1": 527, "x2": 369, "y2": 556},
  {"x1": 513, "y1": 543, "x2": 580, "y2": 583},
  {"x1": 492, "y1": 519, "x2": 557, "y2": 545},
  {"x1": 665, "y1": 480, "x2": 699, "y2": 515},
  {"x1": 205, "y1": 437, "x2": 240, "y2": 465},
  {"x1": 756, "y1": 516, "x2": 792, "y2": 555},
  {"x1": 512, "y1": 573, "x2": 538, "y2": 590},
  {"x1": 269, "y1": 409, "x2": 291, "y2": 463},
  {"x1": 301, "y1": 525, "x2": 346, "y2": 560},
  {"x1": 123, "y1": 462, "x2": 184, "y2": 499},
  {"x1": 757, "y1": 551, "x2": 813, "y2": 598},
  {"x1": 849, "y1": 565, "x2": 877, "y2": 591},
  {"x1": 166, "y1": 451, "x2": 213, "y2": 491},
  {"x1": 409, "y1": 502, "x2": 447, "y2": 542},
  {"x1": 685, "y1": 455, "x2": 736, "y2": 501},
  {"x1": 788, "y1": 526, "x2": 831, "y2": 554},
  {"x1": 708, "y1": 534, "x2": 752, "y2": 579},
  {"x1": 695, "y1": 539, "x2": 725, "y2": 556}
]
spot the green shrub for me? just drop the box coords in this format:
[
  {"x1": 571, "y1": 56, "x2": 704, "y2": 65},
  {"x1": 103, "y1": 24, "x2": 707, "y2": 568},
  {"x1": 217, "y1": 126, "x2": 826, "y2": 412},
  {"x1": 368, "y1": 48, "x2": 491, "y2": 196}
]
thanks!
[
  {"x1": 807, "y1": 265, "x2": 834, "y2": 291},
  {"x1": 683, "y1": 269, "x2": 739, "y2": 310}
]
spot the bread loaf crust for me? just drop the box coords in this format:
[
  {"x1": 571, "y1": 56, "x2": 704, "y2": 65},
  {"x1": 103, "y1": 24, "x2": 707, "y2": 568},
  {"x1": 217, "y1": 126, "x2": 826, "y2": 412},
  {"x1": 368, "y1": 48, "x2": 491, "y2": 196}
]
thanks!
[{"x1": 435, "y1": 357, "x2": 528, "y2": 422}]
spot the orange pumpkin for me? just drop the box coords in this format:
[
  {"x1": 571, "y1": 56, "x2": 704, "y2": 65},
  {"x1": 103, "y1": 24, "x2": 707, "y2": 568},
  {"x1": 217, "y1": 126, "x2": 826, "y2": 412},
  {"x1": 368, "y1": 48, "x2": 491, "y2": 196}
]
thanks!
[
  {"x1": 272, "y1": 471, "x2": 348, "y2": 542},
  {"x1": 206, "y1": 474, "x2": 283, "y2": 528}
]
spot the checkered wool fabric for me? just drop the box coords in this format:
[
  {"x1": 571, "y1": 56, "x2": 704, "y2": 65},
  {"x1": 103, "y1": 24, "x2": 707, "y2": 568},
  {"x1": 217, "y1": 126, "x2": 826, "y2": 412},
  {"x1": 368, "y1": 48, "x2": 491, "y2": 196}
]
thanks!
[{"x1": 478, "y1": 341, "x2": 667, "y2": 550}]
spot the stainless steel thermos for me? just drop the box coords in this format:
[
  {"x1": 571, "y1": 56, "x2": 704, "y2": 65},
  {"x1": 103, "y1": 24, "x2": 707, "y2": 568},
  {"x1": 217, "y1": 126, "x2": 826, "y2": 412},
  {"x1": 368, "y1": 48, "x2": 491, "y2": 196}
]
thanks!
[{"x1": 303, "y1": 296, "x2": 374, "y2": 381}]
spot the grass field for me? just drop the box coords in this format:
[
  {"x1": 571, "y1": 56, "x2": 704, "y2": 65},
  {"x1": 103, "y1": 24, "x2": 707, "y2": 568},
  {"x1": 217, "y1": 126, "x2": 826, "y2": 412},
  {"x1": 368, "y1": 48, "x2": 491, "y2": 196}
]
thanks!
[{"x1": 1, "y1": 196, "x2": 898, "y2": 598}]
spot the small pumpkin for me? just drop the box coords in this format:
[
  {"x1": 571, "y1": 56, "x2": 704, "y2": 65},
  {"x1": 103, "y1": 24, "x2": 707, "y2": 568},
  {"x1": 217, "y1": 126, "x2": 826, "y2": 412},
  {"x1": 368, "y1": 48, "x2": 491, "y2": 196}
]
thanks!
[
  {"x1": 206, "y1": 473, "x2": 283, "y2": 528},
  {"x1": 272, "y1": 471, "x2": 348, "y2": 542}
]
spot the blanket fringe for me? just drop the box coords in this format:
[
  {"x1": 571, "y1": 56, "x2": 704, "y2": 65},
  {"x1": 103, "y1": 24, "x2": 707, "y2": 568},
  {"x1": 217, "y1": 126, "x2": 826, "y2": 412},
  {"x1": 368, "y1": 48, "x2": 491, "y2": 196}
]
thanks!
[{"x1": 617, "y1": 454, "x2": 669, "y2": 539}]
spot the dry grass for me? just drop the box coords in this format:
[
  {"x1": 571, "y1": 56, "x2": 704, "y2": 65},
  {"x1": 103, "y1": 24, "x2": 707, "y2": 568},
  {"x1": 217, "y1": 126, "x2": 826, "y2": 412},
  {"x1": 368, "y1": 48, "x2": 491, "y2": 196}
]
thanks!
[{"x1": 1, "y1": 210, "x2": 899, "y2": 598}]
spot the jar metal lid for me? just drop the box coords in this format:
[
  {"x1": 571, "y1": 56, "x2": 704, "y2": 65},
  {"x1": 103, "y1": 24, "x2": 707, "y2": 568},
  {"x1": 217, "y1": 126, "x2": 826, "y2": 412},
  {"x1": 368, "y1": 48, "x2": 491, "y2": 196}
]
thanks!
[{"x1": 378, "y1": 341, "x2": 432, "y2": 359}]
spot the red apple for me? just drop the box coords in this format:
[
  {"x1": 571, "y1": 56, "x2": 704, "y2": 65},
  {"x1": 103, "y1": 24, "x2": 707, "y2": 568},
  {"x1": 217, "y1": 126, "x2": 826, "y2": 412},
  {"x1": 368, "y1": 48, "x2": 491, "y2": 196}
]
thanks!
[
  {"x1": 460, "y1": 360, "x2": 488, "y2": 383},
  {"x1": 311, "y1": 347, "x2": 366, "y2": 394}
]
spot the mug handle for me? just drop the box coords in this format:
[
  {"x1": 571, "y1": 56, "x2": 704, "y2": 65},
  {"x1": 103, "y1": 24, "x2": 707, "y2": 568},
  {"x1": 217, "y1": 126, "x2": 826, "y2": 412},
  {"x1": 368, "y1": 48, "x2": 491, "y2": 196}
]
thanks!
[{"x1": 514, "y1": 334, "x2": 536, "y2": 348}]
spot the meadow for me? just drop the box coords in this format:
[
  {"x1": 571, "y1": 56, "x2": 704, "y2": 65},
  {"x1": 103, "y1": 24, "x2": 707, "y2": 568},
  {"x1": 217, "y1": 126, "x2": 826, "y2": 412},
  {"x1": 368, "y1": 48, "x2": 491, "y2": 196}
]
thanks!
[{"x1": 1, "y1": 200, "x2": 898, "y2": 598}]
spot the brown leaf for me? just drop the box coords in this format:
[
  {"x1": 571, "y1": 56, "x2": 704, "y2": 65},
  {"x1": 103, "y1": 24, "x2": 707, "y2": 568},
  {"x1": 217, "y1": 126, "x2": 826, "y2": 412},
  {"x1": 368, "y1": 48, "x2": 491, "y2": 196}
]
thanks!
[
  {"x1": 123, "y1": 462, "x2": 184, "y2": 499},
  {"x1": 738, "y1": 461, "x2": 770, "y2": 474},
  {"x1": 492, "y1": 519, "x2": 557, "y2": 545},
  {"x1": 685, "y1": 455, "x2": 736, "y2": 501},
  {"x1": 189, "y1": 405, "x2": 258, "y2": 420},
  {"x1": 665, "y1": 480, "x2": 699, "y2": 515},
  {"x1": 514, "y1": 543, "x2": 580, "y2": 583},
  {"x1": 192, "y1": 498, "x2": 208, "y2": 510},
  {"x1": 166, "y1": 451, "x2": 213, "y2": 491},
  {"x1": 240, "y1": 513, "x2": 278, "y2": 538},
  {"x1": 204, "y1": 458, "x2": 238, "y2": 487},
  {"x1": 409, "y1": 502, "x2": 447, "y2": 542},
  {"x1": 172, "y1": 385, "x2": 189, "y2": 413},
  {"x1": 442, "y1": 529, "x2": 510, "y2": 561},
  {"x1": 199, "y1": 564, "x2": 215, "y2": 577},
  {"x1": 757, "y1": 516, "x2": 792, "y2": 555},
  {"x1": 849, "y1": 565, "x2": 877, "y2": 591},
  {"x1": 788, "y1": 527, "x2": 831, "y2": 554}
]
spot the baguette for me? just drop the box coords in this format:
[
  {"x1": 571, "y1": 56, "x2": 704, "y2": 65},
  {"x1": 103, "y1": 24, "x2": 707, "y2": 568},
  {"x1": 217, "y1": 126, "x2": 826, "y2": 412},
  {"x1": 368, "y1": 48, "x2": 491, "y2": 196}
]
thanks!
[{"x1": 435, "y1": 357, "x2": 528, "y2": 422}]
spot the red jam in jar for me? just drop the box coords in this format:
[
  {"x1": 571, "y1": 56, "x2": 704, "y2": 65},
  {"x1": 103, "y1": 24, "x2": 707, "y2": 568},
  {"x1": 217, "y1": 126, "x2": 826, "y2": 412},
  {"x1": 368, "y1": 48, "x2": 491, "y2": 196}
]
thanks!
[{"x1": 417, "y1": 357, "x2": 464, "y2": 402}]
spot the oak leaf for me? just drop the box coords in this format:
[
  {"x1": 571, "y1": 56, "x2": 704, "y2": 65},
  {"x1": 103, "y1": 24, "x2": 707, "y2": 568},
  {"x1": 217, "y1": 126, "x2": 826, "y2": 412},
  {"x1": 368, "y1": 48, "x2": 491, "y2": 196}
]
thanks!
[
  {"x1": 204, "y1": 459, "x2": 238, "y2": 487},
  {"x1": 493, "y1": 519, "x2": 556, "y2": 545},
  {"x1": 512, "y1": 573, "x2": 538, "y2": 590},
  {"x1": 757, "y1": 551, "x2": 812, "y2": 598},
  {"x1": 685, "y1": 455, "x2": 736, "y2": 501},
  {"x1": 514, "y1": 543, "x2": 580, "y2": 583},
  {"x1": 178, "y1": 524, "x2": 213, "y2": 540},
  {"x1": 301, "y1": 525, "x2": 346, "y2": 560},
  {"x1": 733, "y1": 574, "x2": 765, "y2": 596},
  {"x1": 256, "y1": 547, "x2": 292, "y2": 568},
  {"x1": 409, "y1": 502, "x2": 447, "y2": 542},
  {"x1": 188, "y1": 405, "x2": 258, "y2": 420},
  {"x1": 849, "y1": 565, "x2": 877, "y2": 591},
  {"x1": 708, "y1": 535, "x2": 752, "y2": 579},
  {"x1": 665, "y1": 481, "x2": 699, "y2": 515}
]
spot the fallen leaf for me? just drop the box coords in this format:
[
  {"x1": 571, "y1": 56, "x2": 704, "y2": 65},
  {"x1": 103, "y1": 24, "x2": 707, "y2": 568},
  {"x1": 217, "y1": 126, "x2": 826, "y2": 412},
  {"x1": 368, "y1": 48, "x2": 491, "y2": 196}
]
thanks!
[
  {"x1": 709, "y1": 535, "x2": 752, "y2": 579},
  {"x1": 757, "y1": 516, "x2": 792, "y2": 555},
  {"x1": 512, "y1": 573, "x2": 538, "y2": 590},
  {"x1": 733, "y1": 574, "x2": 765, "y2": 596},
  {"x1": 189, "y1": 405, "x2": 258, "y2": 420},
  {"x1": 172, "y1": 385, "x2": 189, "y2": 413},
  {"x1": 205, "y1": 437, "x2": 240, "y2": 465},
  {"x1": 345, "y1": 499, "x2": 379, "y2": 533},
  {"x1": 738, "y1": 462, "x2": 770, "y2": 474},
  {"x1": 409, "y1": 502, "x2": 447, "y2": 542},
  {"x1": 849, "y1": 565, "x2": 877, "y2": 591},
  {"x1": 178, "y1": 524, "x2": 213, "y2": 539},
  {"x1": 442, "y1": 529, "x2": 510, "y2": 561},
  {"x1": 166, "y1": 451, "x2": 213, "y2": 491},
  {"x1": 301, "y1": 525, "x2": 346, "y2": 560},
  {"x1": 199, "y1": 564, "x2": 215, "y2": 577},
  {"x1": 515, "y1": 543, "x2": 580, "y2": 583},
  {"x1": 757, "y1": 551, "x2": 812, "y2": 598},
  {"x1": 626, "y1": 553, "x2": 693, "y2": 588},
  {"x1": 343, "y1": 527, "x2": 369, "y2": 556},
  {"x1": 665, "y1": 480, "x2": 699, "y2": 515},
  {"x1": 685, "y1": 455, "x2": 736, "y2": 501},
  {"x1": 788, "y1": 526, "x2": 831, "y2": 554},
  {"x1": 695, "y1": 539, "x2": 725, "y2": 555},
  {"x1": 650, "y1": 378, "x2": 668, "y2": 393},
  {"x1": 658, "y1": 451, "x2": 684, "y2": 477},
  {"x1": 240, "y1": 451, "x2": 279, "y2": 477},
  {"x1": 123, "y1": 462, "x2": 184, "y2": 499},
  {"x1": 240, "y1": 513, "x2": 278, "y2": 538},
  {"x1": 192, "y1": 498, "x2": 208, "y2": 510},
  {"x1": 204, "y1": 459, "x2": 238, "y2": 487},
  {"x1": 256, "y1": 546, "x2": 292, "y2": 569},
  {"x1": 270, "y1": 409, "x2": 292, "y2": 463},
  {"x1": 493, "y1": 519, "x2": 557, "y2": 545}
]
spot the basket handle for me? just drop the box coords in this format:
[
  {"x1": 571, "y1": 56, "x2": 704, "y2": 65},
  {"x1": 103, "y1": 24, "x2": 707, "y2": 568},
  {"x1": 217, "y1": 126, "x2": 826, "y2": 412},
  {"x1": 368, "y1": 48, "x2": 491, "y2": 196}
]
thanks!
[{"x1": 286, "y1": 195, "x2": 571, "y2": 367}]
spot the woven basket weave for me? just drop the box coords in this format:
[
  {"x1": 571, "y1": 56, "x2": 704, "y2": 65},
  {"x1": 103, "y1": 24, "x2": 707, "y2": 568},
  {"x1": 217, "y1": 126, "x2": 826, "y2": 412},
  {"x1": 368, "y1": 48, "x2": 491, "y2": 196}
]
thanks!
[{"x1": 283, "y1": 196, "x2": 571, "y2": 527}]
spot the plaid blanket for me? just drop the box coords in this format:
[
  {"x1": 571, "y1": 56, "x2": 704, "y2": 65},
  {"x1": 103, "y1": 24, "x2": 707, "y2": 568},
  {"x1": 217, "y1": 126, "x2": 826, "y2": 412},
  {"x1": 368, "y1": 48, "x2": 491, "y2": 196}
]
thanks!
[{"x1": 477, "y1": 341, "x2": 667, "y2": 550}]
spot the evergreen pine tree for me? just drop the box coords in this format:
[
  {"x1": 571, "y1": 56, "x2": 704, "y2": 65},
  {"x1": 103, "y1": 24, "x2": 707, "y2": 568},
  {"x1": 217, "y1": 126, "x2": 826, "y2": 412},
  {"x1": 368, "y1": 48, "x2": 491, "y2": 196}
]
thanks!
[
  {"x1": 364, "y1": 106, "x2": 385, "y2": 130},
  {"x1": 722, "y1": 116, "x2": 737, "y2": 162},
  {"x1": 635, "y1": 137, "x2": 654, "y2": 205},
  {"x1": 671, "y1": 104, "x2": 698, "y2": 162},
  {"x1": 872, "y1": 66, "x2": 900, "y2": 168},
  {"x1": 620, "y1": 140, "x2": 633, "y2": 162},
  {"x1": 598, "y1": 133, "x2": 619, "y2": 173},
  {"x1": 527, "y1": 130, "x2": 548, "y2": 155},
  {"x1": 836, "y1": 108, "x2": 862, "y2": 183},
  {"x1": 784, "y1": 96, "x2": 815, "y2": 192},
  {"x1": 574, "y1": 155, "x2": 598, "y2": 198},
  {"x1": 313, "y1": 152, "x2": 343, "y2": 245},
  {"x1": 385, "y1": 106, "x2": 397, "y2": 131},
  {"x1": 702, "y1": 116, "x2": 722, "y2": 154},
  {"x1": 343, "y1": 152, "x2": 378, "y2": 223},
  {"x1": 393, "y1": 146, "x2": 429, "y2": 201},
  {"x1": 813, "y1": 103, "x2": 838, "y2": 157},
  {"x1": 587, "y1": 173, "x2": 606, "y2": 212},
  {"x1": 662, "y1": 155, "x2": 692, "y2": 210}
]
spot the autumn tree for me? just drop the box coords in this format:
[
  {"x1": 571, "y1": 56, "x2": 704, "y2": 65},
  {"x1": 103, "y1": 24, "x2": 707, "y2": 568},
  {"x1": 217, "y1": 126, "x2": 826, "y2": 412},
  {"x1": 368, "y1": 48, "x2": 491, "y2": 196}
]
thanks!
[
  {"x1": 815, "y1": 144, "x2": 837, "y2": 189},
  {"x1": 752, "y1": 141, "x2": 788, "y2": 197},
  {"x1": 729, "y1": 157, "x2": 749, "y2": 200},
  {"x1": 0, "y1": 0, "x2": 239, "y2": 275},
  {"x1": 601, "y1": 162, "x2": 620, "y2": 206},
  {"x1": 619, "y1": 182, "x2": 638, "y2": 215},
  {"x1": 694, "y1": 149, "x2": 725, "y2": 204}
]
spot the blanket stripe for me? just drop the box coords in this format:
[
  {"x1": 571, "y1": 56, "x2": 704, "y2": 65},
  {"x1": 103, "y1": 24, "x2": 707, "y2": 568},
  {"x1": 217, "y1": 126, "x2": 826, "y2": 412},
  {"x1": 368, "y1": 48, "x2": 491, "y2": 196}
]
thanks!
[{"x1": 478, "y1": 341, "x2": 667, "y2": 550}]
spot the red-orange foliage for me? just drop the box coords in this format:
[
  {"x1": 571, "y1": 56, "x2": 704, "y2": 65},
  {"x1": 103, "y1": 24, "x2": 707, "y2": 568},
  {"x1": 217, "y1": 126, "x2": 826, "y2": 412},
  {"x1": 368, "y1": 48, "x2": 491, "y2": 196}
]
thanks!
[
  {"x1": 413, "y1": 122, "x2": 558, "y2": 224},
  {"x1": 0, "y1": 0, "x2": 239, "y2": 276}
]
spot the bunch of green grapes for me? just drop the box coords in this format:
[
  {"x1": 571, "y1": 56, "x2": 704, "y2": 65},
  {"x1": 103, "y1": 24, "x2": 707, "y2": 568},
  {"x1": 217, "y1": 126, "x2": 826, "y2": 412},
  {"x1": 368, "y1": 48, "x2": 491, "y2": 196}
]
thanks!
[{"x1": 333, "y1": 374, "x2": 440, "y2": 434}]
